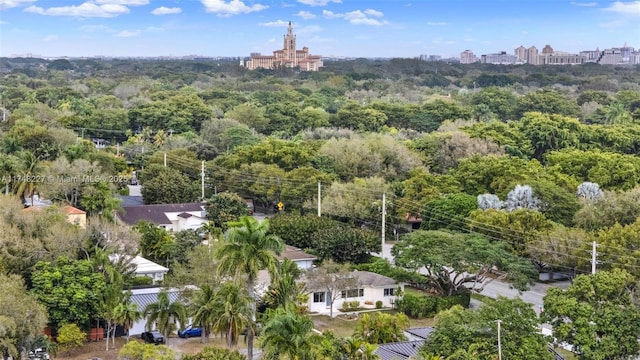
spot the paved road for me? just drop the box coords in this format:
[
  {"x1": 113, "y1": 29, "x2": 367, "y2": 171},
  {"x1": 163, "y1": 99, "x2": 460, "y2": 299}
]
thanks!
[{"x1": 375, "y1": 243, "x2": 570, "y2": 313}]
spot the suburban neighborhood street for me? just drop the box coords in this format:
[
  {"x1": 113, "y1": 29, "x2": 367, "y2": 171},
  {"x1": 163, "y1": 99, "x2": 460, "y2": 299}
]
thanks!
[{"x1": 375, "y1": 243, "x2": 571, "y2": 314}]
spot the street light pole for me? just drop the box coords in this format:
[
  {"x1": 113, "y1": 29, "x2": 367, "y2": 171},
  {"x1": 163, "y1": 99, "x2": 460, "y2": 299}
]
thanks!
[{"x1": 497, "y1": 319, "x2": 502, "y2": 360}]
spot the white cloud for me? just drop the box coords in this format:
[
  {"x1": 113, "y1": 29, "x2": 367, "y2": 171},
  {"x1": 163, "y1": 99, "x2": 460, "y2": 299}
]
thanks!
[
  {"x1": 259, "y1": 19, "x2": 289, "y2": 26},
  {"x1": 297, "y1": 0, "x2": 341, "y2": 6},
  {"x1": 570, "y1": 1, "x2": 597, "y2": 6},
  {"x1": 603, "y1": 1, "x2": 640, "y2": 15},
  {"x1": 0, "y1": 0, "x2": 35, "y2": 10},
  {"x1": 43, "y1": 34, "x2": 58, "y2": 42},
  {"x1": 0, "y1": 19, "x2": 7, "y2": 24},
  {"x1": 95, "y1": 0, "x2": 149, "y2": 5},
  {"x1": 25, "y1": 2, "x2": 130, "y2": 17},
  {"x1": 296, "y1": 10, "x2": 315, "y2": 19},
  {"x1": 344, "y1": 10, "x2": 387, "y2": 26},
  {"x1": 322, "y1": 9, "x2": 342, "y2": 18},
  {"x1": 116, "y1": 29, "x2": 141, "y2": 37},
  {"x1": 427, "y1": 21, "x2": 448, "y2": 26},
  {"x1": 151, "y1": 6, "x2": 182, "y2": 15},
  {"x1": 364, "y1": 8, "x2": 383, "y2": 17},
  {"x1": 323, "y1": 8, "x2": 387, "y2": 25},
  {"x1": 200, "y1": 0, "x2": 268, "y2": 16}
]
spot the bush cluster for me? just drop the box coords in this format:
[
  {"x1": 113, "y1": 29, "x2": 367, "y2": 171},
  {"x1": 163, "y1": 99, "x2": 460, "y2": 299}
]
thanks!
[{"x1": 395, "y1": 292, "x2": 470, "y2": 318}]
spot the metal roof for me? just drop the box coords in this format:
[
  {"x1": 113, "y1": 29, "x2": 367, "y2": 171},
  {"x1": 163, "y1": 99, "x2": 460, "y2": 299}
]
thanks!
[
  {"x1": 129, "y1": 288, "x2": 181, "y2": 311},
  {"x1": 375, "y1": 340, "x2": 425, "y2": 360},
  {"x1": 405, "y1": 327, "x2": 435, "y2": 340}
]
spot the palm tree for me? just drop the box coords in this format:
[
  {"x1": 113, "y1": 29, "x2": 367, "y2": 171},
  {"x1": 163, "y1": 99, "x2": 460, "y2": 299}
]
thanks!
[
  {"x1": 216, "y1": 216, "x2": 284, "y2": 360},
  {"x1": 0, "y1": 154, "x2": 18, "y2": 195},
  {"x1": 263, "y1": 258, "x2": 307, "y2": 312},
  {"x1": 343, "y1": 338, "x2": 380, "y2": 360},
  {"x1": 260, "y1": 304, "x2": 319, "y2": 360},
  {"x1": 189, "y1": 284, "x2": 216, "y2": 344},
  {"x1": 198, "y1": 221, "x2": 222, "y2": 243},
  {"x1": 604, "y1": 102, "x2": 633, "y2": 125},
  {"x1": 143, "y1": 289, "x2": 187, "y2": 340},
  {"x1": 13, "y1": 150, "x2": 41, "y2": 205},
  {"x1": 211, "y1": 282, "x2": 253, "y2": 348},
  {"x1": 114, "y1": 293, "x2": 142, "y2": 342}
]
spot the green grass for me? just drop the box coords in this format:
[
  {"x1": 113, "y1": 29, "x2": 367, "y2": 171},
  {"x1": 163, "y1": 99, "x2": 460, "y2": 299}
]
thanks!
[{"x1": 311, "y1": 310, "x2": 437, "y2": 338}]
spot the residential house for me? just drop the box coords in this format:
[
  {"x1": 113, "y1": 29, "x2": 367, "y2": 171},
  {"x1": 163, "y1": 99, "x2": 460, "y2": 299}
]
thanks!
[
  {"x1": 307, "y1": 271, "x2": 403, "y2": 315},
  {"x1": 116, "y1": 202, "x2": 207, "y2": 232},
  {"x1": 23, "y1": 202, "x2": 86, "y2": 228},
  {"x1": 278, "y1": 245, "x2": 317, "y2": 270},
  {"x1": 128, "y1": 287, "x2": 185, "y2": 336},
  {"x1": 64, "y1": 205, "x2": 86, "y2": 228},
  {"x1": 130, "y1": 256, "x2": 169, "y2": 284}
]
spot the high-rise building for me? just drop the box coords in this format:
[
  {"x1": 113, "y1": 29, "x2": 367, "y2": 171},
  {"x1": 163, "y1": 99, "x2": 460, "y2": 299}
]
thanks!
[
  {"x1": 514, "y1": 46, "x2": 527, "y2": 63},
  {"x1": 542, "y1": 44, "x2": 554, "y2": 54},
  {"x1": 244, "y1": 22, "x2": 323, "y2": 71},
  {"x1": 460, "y1": 50, "x2": 478, "y2": 64},
  {"x1": 480, "y1": 51, "x2": 517, "y2": 64},
  {"x1": 526, "y1": 46, "x2": 539, "y2": 65}
]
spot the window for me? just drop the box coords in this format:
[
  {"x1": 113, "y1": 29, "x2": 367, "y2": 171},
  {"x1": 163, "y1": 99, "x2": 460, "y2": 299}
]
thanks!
[
  {"x1": 384, "y1": 288, "x2": 395, "y2": 297},
  {"x1": 341, "y1": 289, "x2": 364, "y2": 298},
  {"x1": 313, "y1": 292, "x2": 325, "y2": 303}
]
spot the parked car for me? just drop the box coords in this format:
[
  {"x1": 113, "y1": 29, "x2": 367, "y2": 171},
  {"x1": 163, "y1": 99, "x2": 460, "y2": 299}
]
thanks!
[
  {"x1": 28, "y1": 348, "x2": 50, "y2": 360},
  {"x1": 141, "y1": 331, "x2": 165, "y2": 344},
  {"x1": 178, "y1": 325, "x2": 202, "y2": 339}
]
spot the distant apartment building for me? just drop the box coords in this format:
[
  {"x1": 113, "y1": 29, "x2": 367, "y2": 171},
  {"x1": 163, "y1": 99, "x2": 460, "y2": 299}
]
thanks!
[
  {"x1": 579, "y1": 45, "x2": 638, "y2": 65},
  {"x1": 514, "y1": 46, "x2": 527, "y2": 63},
  {"x1": 526, "y1": 46, "x2": 539, "y2": 65},
  {"x1": 460, "y1": 50, "x2": 478, "y2": 64},
  {"x1": 538, "y1": 51, "x2": 586, "y2": 65},
  {"x1": 244, "y1": 21, "x2": 323, "y2": 71},
  {"x1": 480, "y1": 51, "x2": 518, "y2": 64}
]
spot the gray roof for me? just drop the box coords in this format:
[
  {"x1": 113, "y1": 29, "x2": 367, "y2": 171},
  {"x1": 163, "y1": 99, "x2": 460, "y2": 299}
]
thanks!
[
  {"x1": 352, "y1": 271, "x2": 398, "y2": 287},
  {"x1": 375, "y1": 340, "x2": 425, "y2": 360},
  {"x1": 278, "y1": 245, "x2": 317, "y2": 262},
  {"x1": 117, "y1": 202, "x2": 205, "y2": 226},
  {"x1": 130, "y1": 289, "x2": 181, "y2": 311},
  {"x1": 405, "y1": 327, "x2": 435, "y2": 340}
]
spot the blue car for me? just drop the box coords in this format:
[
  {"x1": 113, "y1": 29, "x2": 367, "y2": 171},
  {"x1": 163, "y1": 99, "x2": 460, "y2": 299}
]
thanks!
[{"x1": 178, "y1": 326, "x2": 202, "y2": 339}]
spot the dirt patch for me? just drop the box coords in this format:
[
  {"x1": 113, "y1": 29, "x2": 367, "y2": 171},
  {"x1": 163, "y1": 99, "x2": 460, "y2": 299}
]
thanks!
[{"x1": 54, "y1": 337, "x2": 130, "y2": 360}]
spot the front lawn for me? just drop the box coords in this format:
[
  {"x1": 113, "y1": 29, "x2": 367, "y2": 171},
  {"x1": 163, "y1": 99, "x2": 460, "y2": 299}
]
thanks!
[{"x1": 311, "y1": 310, "x2": 437, "y2": 338}]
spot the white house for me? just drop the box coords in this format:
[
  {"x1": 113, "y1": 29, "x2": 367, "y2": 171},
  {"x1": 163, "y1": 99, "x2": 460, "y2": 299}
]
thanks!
[
  {"x1": 110, "y1": 255, "x2": 169, "y2": 284},
  {"x1": 278, "y1": 245, "x2": 317, "y2": 270},
  {"x1": 116, "y1": 202, "x2": 208, "y2": 232},
  {"x1": 131, "y1": 256, "x2": 169, "y2": 284},
  {"x1": 127, "y1": 287, "x2": 186, "y2": 336},
  {"x1": 307, "y1": 271, "x2": 403, "y2": 316}
]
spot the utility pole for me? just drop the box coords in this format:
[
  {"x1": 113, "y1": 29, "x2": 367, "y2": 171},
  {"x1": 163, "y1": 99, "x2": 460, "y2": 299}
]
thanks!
[
  {"x1": 591, "y1": 241, "x2": 598, "y2": 274},
  {"x1": 381, "y1": 192, "x2": 386, "y2": 260},
  {"x1": 164, "y1": 152, "x2": 167, "y2": 167},
  {"x1": 201, "y1": 161, "x2": 205, "y2": 201},
  {"x1": 497, "y1": 319, "x2": 502, "y2": 360},
  {"x1": 317, "y1": 181, "x2": 322, "y2": 217}
]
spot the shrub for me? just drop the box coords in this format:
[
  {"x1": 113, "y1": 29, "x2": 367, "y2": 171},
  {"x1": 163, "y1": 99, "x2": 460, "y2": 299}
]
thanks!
[
  {"x1": 118, "y1": 341, "x2": 174, "y2": 360},
  {"x1": 396, "y1": 292, "x2": 470, "y2": 318},
  {"x1": 341, "y1": 300, "x2": 360, "y2": 312},
  {"x1": 181, "y1": 346, "x2": 246, "y2": 360},
  {"x1": 56, "y1": 323, "x2": 85, "y2": 355},
  {"x1": 131, "y1": 276, "x2": 153, "y2": 286},
  {"x1": 375, "y1": 300, "x2": 383, "y2": 309}
]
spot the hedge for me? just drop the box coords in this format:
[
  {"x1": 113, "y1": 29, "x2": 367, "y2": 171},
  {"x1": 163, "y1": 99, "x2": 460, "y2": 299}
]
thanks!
[{"x1": 395, "y1": 292, "x2": 470, "y2": 318}]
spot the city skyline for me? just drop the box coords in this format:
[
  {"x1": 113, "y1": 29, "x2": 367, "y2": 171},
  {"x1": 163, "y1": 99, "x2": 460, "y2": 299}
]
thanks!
[{"x1": 0, "y1": 0, "x2": 638, "y2": 59}]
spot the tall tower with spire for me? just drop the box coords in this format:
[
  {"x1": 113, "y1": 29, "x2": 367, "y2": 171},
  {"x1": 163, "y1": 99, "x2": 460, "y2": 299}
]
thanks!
[{"x1": 283, "y1": 21, "x2": 297, "y2": 66}]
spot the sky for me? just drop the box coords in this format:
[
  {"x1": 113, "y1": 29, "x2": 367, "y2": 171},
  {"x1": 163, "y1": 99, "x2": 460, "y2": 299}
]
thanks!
[{"x1": 0, "y1": 0, "x2": 638, "y2": 58}]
